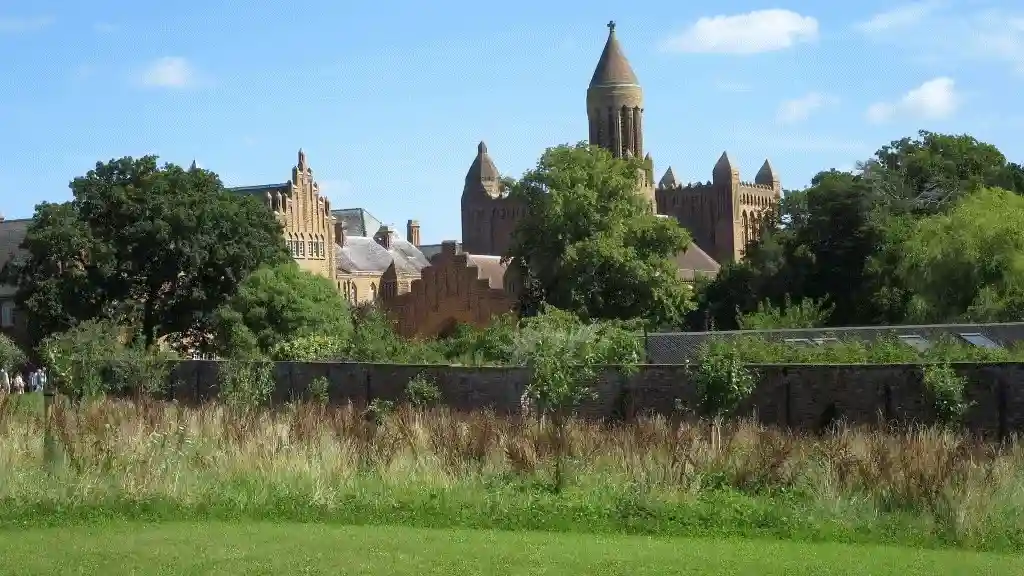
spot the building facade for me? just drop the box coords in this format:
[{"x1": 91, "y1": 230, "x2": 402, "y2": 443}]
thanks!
[{"x1": 0, "y1": 21, "x2": 778, "y2": 344}]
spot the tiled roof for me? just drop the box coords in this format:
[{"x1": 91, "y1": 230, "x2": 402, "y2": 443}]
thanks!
[
  {"x1": 332, "y1": 208, "x2": 383, "y2": 238},
  {"x1": 646, "y1": 322, "x2": 1024, "y2": 364},
  {"x1": 335, "y1": 236, "x2": 430, "y2": 275},
  {"x1": 673, "y1": 243, "x2": 720, "y2": 281}
]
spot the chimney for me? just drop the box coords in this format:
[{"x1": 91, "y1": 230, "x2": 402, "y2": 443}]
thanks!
[
  {"x1": 375, "y1": 225, "x2": 395, "y2": 250},
  {"x1": 441, "y1": 240, "x2": 458, "y2": 256},
  {"x1": 407, "y1": 219, "x2": 421, "y2": 246}
]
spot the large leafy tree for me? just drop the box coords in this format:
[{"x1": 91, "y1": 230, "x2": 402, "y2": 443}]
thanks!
[
  {"x1": 211, "y1": 262, "x2": 353, "y2": 358},
  {"x1": 506, "y1": 142, "x2": 694, "y2": 327},
  {"x1": 897, "y1": 186, "x2": 1024, "y2": 323},
  {"x1": 691, "y1": 131, "x2": 1022, "y2": 330},
  {"x1": 5, "y1": 156, "x2": 289, "y2": 348}
]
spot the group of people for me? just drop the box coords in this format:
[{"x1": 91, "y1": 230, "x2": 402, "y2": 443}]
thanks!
[{"x1": 0, "y1": 367, "x2": 47, "y2": 395}]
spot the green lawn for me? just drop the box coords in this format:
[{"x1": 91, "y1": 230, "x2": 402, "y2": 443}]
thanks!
[{"x1": 0, "y1": 522, "x2": 1021, "y2": 575}]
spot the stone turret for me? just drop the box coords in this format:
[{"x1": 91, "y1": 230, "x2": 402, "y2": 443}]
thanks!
[
  {"x1": 462, "y1": 141, "x2": 502, "y2": 200},
  {"x1": 587, "y1": 21, "x2": 644, "y2": 160},
  {"x1": 755, "y1": 159, "x2": 781, "y2": 192}
]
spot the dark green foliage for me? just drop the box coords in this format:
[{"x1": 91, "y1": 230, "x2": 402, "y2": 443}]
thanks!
[
  {"x1": 507, "y1": 142, "x2": 694, "y2": 327},
  {"x1": 5, "y1": 156, "x2": 289, "y2": 349},
  {"x1": 211, "y1": 262, "x2": 353, "y2": 359}
]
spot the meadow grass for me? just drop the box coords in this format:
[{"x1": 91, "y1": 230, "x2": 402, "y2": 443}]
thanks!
[
  {"x1": 2, "y1": 522, "x2": 1023, "y2": 575},
  {"x1": 0, "y1": 393, "x2": 1021, "y2": 554}
]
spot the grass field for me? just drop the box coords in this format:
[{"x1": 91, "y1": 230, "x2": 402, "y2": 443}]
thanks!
[{"x1": 1, "y1": 522, "x2": 1022, "y2": 575}]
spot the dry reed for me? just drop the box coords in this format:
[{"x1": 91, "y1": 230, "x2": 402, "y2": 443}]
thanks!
[{"x1": 0, "y1": 394, "x2": 1021, "y2": 547}]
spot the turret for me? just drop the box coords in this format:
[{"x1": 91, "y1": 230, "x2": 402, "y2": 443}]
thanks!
[
  {"x1": 587, "y1": 21, "x2": 644, "y2": 159},
  {"x1": 755, "y1": 158, "x2": 781, "y2": 192},
  {"x1": 462, "y1": 141, "x2": 502, "y2": 200}
]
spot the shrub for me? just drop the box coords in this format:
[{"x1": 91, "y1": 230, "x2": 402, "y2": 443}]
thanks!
[
  {"x1": 0, "y1": 333, "x2": 25, "y2": 372},
  {"x1": 404, "y1": 373, "x2": 442, "y2": 408},
  {"x1": 39, "y1": 320, "x2": 177, "y2": 400},
  {"x1": 218, "y1": 357, "x2": 276, "y2": 410},
  {"x1": 308, "y1": 376, "x2": 330, "y2": 404},
  {"x1": 271, "y1": 333, "x2": 349, "y2": 361},
  {"x1": 692, "y1": 343, "x2": 756, "y2": 418},
  {"x1": 922, "y1": 363, "x2": 973, "y2": 426}
]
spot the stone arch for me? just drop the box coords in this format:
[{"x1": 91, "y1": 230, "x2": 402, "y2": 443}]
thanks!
[{"x1": 741, "y1": 210, "x2": 749, "y2": 245}]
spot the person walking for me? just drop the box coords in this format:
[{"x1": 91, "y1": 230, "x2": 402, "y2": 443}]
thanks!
[
  {"x1": 12, "y1": 372, "x2": 24, "y2": 394},
  {"x1": 0, "y1": 368, "x2": 9, "y2": 395},
  {"x1": 29, "y1": 369, "x2": 39, "y2": 393}
]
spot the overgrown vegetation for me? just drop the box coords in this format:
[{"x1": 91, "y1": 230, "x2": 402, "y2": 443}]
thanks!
[{"x1": 1, "y1": 398, "x2": 1021, "y2": 552}]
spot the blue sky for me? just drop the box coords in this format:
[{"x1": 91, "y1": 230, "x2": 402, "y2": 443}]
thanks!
[{"x1": 1, "y1": 0, "x2": 1022, "y2": 244}]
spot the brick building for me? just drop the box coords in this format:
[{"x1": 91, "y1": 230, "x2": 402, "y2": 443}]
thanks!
[{"x1": 0, "y1": 21, "x2": 776, "y2": 342}]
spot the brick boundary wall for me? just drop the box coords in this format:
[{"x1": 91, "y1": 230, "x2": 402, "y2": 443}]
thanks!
[{"x1": 165, "y1": 361, "x2": 1024, "y2": 439}]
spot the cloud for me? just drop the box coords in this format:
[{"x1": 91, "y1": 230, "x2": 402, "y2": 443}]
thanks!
[
  {"x1": 776, "y1": 92, "x2": 832, "y2": 125},
  {"x1": 865, "y1": 77, "x2": 959, "y2": 124},
  {"x1": 0, "y1": 16, "x2": 53, "y2": 33},
  {"x1": 854, "y1": 1, "x2": 942, "y2": 34},
  {"x1": 137, "y1": 57, "x2": 197, "y2": 88},
  {"x1": 661, "y1": 10, "x2": 818, "y2": 54}
]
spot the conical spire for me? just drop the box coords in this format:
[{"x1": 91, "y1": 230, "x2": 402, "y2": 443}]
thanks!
[
  {"x1": 713, "y1": 151, "x2": 737, "y2": 178},
  {"x1": 189, "y1": 159, "x2": 198, "y2": 171},
  {"x1": 589, "y1": 21, "x2": 639, "y2": 87},
  {"x1": 659, "y1": 166, "x2": 680, "y2": 189},
  {"x1": 464, "y1": 141, "x2": 501, "y2": 199},
  {"x1": 755, "y1": 158, "x2": 778, "y2": 186}
]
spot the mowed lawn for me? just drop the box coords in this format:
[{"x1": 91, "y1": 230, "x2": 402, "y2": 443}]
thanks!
[{"x1": 0, "y1": 522, "x2": 1021, "y2": 575}]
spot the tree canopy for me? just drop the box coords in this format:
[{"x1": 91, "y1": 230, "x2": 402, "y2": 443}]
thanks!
[
  {"x1": 506, "y1": 142, "x2": 694, "y2": 327},
  {"x1": 211, "y1": 262, "x2": 353, "y2": 358},
  {"x1": 5, "y1": 156, "x2": 289, "y2": 348},
  {"x1": 690, "y1": 130, "x2": 1024, "y2": 330}
]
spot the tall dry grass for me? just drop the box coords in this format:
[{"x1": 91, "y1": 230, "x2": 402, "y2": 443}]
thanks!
[{"x1": 0, "y1": 394, "x2": 1021, "y2": 549}]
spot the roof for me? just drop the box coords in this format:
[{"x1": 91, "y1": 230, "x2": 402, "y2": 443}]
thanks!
[
  {"x1": 332, "y1": 208, "x2": 383, "y2": 238},
  {"x1": 646, "y1": 322, "x2": 1024, "y2": 364},
  {"x1": 589, "y1": 22, "x2": 639, "y2": 87},
  {"x1": 419, "y1": 242, "x2": 455, "y2": 261},
  {"x1": 226, "y1": 183, "x2": 289, "y2": 196},
  {"x1": 465, "y1": 254, "x2": 507, "y2": 289},
  {"x1": 463, "y1": 142, "x2": 502, "y2": 198},
  {"x1": 335, "y1": 236, "x2": 429, "y2": 275},
  {"x1": 672, "y1": 243, "x2": 720, "y2": 281}
]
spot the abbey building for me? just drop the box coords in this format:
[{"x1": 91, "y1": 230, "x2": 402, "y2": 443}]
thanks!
[{"x1": 0, "y1": 22, "x2": 778, "y2": 342}]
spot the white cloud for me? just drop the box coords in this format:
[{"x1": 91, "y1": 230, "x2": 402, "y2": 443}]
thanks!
[
  {"x1": 137, "y1": 57, "x2": 197, "y2": 88},
  {"x1": 0, "y1": 16, "x2": 53, "y2": 33},
  {"x1": 776, "y1": 92, "x2": 831, "y2": 125},
  {"x1": 865, "y1": 77, "x2": 959, "y2": 124},
  {"x1": 854, "y1": 1, "x2": 942, "y2": 34},
  {"x1": 662, "y1": 10, "x2": 819, "y2": 54}
]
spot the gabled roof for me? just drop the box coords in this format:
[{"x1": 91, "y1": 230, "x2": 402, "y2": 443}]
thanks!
[
  {"x1": 332, "y1": 208, "x2": 383, "y2": 238},
  {"x1": 335, "y1": 235, "x2": 429, "y2": 275}
]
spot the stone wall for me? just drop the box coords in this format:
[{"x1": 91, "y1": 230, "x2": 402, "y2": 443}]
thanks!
[{"x1": 166, "y1": 361, "x2": 1024, "y2": 439}]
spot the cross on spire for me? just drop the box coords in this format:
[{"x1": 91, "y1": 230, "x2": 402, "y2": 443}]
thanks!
[{"x1": 607, "y1": 20, "x2": 615, "y2": 32}]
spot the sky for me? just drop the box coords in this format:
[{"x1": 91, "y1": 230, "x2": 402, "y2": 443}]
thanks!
[{"x1": 1, "y1": 0, "x2": 1022, "y2": 244}]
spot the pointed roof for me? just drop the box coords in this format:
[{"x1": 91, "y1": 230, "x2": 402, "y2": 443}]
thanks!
[
  {"x1": 755, "y1": 158, "x2": 778, "y2": 185},
  {"x1": 589, "y1": 21, "x2": 639, "y2": 87},
  {"x1": 713, "y1": 151, "x2": 737, "y2": 179},
  {"x1": 659, "y1": 166, "x2": 680, "y2": 189},
  {"x1": 464, "y1": 141, "x2": 502, "y2": 198}
]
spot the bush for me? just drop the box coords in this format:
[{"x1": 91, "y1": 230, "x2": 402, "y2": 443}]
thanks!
[
  {"x1": 0, "y1": 333, "x2": 25, "y2": 372},
  {"x1": 218, "y1": 357, "x2": 275, "y2": 410},
  {"x1": 39, "y1": 320, "x2": 177, "y2": 400},
  {"x1": 692, "y1": 343, "x2": 756, "y2": 418},
  {"x1": 404, "y1": 373, "x2": 442, "y2": 408},
  {"x1": 922, "y1": 363, "x2": 973, "y2": 426},
  {"x1": 271, "y1": 333, "x2": 349, "y2": 362}
]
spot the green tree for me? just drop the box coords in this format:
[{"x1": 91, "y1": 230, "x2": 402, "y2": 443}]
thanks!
[
  {"x1": 897, "y1": 187, "x2": 1024, "y2": 322},
  {"x1": 211, "y1": 262, "x2": 353, "y2": 358},
  {"x1": 0, "y1": 333, "x2": 25, "y2": 372},
  {"x1": 5, "y1": 157, "x2": 289, "y2": 349},
  {"x1": 506, "y1": 143, "x2": 694, "y2": 327}
]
